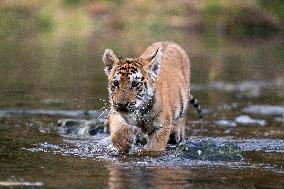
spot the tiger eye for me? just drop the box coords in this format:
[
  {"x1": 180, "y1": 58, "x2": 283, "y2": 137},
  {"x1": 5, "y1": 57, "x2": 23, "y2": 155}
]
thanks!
[
  {"x1": 132, "y1": 80, "x2": 139, "y2": 87},
  {"x1": 113, "y1": 80, "x2": 119, "y2": 86}
]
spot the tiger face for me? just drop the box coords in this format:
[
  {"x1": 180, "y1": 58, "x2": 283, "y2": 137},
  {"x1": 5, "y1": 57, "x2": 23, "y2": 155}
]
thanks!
[{"x1": 102, "y1": 48, "x2": 163, "y2": 113}]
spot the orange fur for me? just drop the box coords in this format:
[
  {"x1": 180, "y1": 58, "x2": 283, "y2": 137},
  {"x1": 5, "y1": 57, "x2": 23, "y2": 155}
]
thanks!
[{"x1": 102, "y1": 41, "x2": 190, "y2": 152}]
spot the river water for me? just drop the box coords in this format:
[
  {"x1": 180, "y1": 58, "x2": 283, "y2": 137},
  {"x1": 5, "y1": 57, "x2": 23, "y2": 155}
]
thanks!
[{"x1": 0, "y1": 33, "x2": 283, "y2": 188}]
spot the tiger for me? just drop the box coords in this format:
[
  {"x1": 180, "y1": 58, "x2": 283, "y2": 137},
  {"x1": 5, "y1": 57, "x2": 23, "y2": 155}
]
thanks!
[{"x1": 102, "y1": 41, "x2": 202, "y2": 152}]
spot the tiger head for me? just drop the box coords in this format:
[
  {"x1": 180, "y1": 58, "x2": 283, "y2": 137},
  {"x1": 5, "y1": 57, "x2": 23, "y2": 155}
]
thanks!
[{"x1": 102, "y1": 47, "x2": 163, "y2": 113}]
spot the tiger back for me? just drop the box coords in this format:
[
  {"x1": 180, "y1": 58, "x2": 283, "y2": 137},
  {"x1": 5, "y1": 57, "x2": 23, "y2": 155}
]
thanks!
[{"x1": 140, "y1": 42, "x2": 190, "y2": 124}]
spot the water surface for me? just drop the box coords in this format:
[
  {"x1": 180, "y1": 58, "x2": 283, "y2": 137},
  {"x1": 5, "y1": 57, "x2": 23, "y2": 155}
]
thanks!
[{"x1": 0, "y1": 29, "x2": 283, "y2": 188}]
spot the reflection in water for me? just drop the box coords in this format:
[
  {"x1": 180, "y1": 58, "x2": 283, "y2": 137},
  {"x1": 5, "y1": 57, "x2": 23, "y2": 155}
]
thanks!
[{"x1": 108, "y1": 168, "x2": 195, "y2": 189}]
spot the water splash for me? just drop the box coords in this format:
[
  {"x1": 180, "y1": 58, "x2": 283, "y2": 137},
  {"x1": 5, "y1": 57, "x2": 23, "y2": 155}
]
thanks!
[{"x1": 23, "y1": 136, "x2": 284, "y2": 173}]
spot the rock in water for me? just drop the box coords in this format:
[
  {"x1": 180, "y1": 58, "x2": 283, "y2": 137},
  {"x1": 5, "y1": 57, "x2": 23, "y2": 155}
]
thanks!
[
  {"x1": 57, "y1": 118, "x2": 109, "y2": 137},
  {"x1": 175, "y1": 140, "x2": 242, "y2": 161},
  {"x1": 57, "y1": 118, "x2": 147, "y2": 145}
]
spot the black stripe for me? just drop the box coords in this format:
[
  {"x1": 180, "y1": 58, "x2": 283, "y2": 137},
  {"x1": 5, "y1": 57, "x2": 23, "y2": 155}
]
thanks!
[
  {"x1": 136, "y1": 96, "x2": 142, "y2": 100},
  {"x1": 189, "y1": 94, "x2": 203, "y2": 119},
  {"x1": 193, "y1": 100, "x2": 199, "y2": 107}
]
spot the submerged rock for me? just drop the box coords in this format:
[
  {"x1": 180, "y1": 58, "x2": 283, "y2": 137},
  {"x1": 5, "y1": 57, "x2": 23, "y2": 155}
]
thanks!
[
  {"x1": 274, "y1": 117, "x2": 284, "y2": 124},
  {"x1": 0, "y1": 108, "x2": 102, "y2": 117},
  {"x1": 235, "y1": 115, "x2": 266, "y2": 126},
  {"x1": 214, "y1": 120, "x2": 237, "y2": 127},
  {"x1": 214, "y1": 115, "x2": 267, "y2": 127},
  {"x1": 175, "y1": 140, "x2": 242, "y2": 161},
  {"x1": 243, "y1": 105, "x2": 284, "y2": 116},
  {"x1": 57, "y1": 118, "x2": 147, "y2": 145},
  {"x1": 57, "y1": 118, "x2": 108, "y2": 137}
]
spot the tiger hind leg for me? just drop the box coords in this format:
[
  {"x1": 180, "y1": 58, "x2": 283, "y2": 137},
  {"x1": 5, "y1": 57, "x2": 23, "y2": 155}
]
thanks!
[{"x1": 168, "y1": 117, "x2": 186, "y2": 144}]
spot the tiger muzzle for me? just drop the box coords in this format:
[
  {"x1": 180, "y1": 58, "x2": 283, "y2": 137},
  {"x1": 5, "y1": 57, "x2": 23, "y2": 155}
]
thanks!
[{"x1": 115, "y1": 102, "x2": 129, "y2": 112}]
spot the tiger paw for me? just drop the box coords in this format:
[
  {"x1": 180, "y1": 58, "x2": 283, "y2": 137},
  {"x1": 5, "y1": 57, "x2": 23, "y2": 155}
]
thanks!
[{"x1": 111, "y1": 127, "x2": 135, "y2": 153}]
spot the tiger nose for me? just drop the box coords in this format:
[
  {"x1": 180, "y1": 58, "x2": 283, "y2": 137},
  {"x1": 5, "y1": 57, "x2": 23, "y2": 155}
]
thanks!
[{"x1": 117, "y1": 102, "x2": 128, "y2": 109}]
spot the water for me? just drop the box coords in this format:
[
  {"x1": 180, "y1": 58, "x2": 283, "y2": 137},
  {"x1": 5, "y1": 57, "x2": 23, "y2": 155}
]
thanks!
[{"x1": 0, "y1": 25, "x2": 284, "y2": 189}]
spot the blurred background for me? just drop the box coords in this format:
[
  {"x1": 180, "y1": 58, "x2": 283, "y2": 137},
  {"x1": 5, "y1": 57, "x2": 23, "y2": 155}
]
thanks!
[
  {"x1": 0, "y1": 0, "x2": 283, "y2": 110},
  {"x1": 0, "y1": 1, "x2": 284, "y2": 188}
]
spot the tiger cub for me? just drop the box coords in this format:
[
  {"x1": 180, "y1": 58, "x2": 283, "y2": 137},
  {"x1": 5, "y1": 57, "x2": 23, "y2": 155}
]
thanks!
[{"x1": 102, "y1": 41, "x2": 200, "y2": 152}]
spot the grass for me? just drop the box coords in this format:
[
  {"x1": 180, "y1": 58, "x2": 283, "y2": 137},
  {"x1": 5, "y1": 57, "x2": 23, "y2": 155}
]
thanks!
[{"x1": 0, "y1": 0, "x2": 283, "y2": 43}]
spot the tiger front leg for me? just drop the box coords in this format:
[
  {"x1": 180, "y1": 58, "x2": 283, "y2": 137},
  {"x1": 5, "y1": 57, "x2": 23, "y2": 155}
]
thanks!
[
  {"x1": 109, "y1": 112, "x2": 136, "y2": 153},
  {"x1": 111, "y1": 125, "x2": 136, "y2": 153},
  {"x1": 146, "y1": 117, "x2": 172, "y2": 151}
]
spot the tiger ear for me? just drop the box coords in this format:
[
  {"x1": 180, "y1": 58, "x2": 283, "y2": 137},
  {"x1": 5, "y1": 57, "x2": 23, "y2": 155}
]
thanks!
[
  {"x1": 102, "y1": 49, "x2": 119, "y2": 76},
  {"x1": 146, "y1": 47, "x2": 163, "y2": 79}
]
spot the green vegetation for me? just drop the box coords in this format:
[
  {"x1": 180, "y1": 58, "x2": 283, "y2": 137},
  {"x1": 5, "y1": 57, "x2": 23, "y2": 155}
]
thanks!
[
  {"x1": 38, "y1": 5, "x2": 54, "y2": 33},
  {"x1": 258, "y1": 0, "x2": 284, "y2": 21},
  {"x1": 0, "y1": 0, "x2": 282, "y2": 41},
  {"x1": 202, "y1": 1, "x2": 282, "y2": 37},
  {"x1": 0, "y1": 0, "x2": 282, "y2": 88},
  {"x1": 0, "y1": 8, "x2": 36, "y2": 39},
  {"x1": 63, "y1": 0, "x2": 86, "y2": 6}
]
